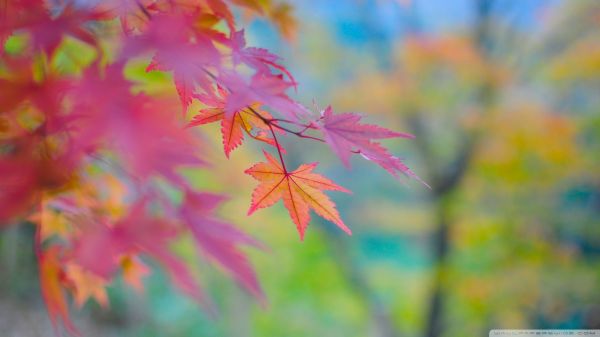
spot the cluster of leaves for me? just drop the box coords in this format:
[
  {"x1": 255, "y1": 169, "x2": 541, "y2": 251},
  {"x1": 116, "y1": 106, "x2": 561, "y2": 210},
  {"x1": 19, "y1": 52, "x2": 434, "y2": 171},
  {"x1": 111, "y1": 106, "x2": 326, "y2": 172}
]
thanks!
[{"x1": 0, "y1": 0, "x2": 419, "y2": 334}]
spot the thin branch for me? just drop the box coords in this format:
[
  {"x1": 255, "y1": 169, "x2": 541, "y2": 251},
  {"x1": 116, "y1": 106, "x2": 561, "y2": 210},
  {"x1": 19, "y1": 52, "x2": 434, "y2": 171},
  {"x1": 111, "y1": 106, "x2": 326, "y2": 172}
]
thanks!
[
  {"x1": 199, "y1": 68, "x2": 328, "y2": 170},
  {"x1": 268, "y1": 118, "x2": 295, "y2": 124},
  {"x1": 202, "y1": 68, "x2": 323, "y2": 138},
  {"x1": 270, "y1": 122, "x2": 325, "y2": 143},
  {"x1": 136, "y1": 1, "x2": 152, "y2": 20},
  {"x1": 267, "y1": 123, "x2": 287, "y2": 172}
]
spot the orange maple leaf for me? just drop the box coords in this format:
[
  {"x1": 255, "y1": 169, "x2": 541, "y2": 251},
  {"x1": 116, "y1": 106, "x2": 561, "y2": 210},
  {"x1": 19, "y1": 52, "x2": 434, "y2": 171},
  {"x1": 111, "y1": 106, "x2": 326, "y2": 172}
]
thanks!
[
  {"x1": 188, "y1": 88, "x2": 273, "y2": 157},
  {"x1": 39, "y1": 248, "x2": 78, "y2": 336},
  {"x1": 120, "y1": 255, "x2": 150, "y2": 292},
  {"x1": 66, "y1": 263, "x2": 109, "y2": 309},
  {"x1": 245, "y1": 151, "x2": 352, "y2": 240},
  {"x1": 267, "y1": 3, "x2": 297, "y2": 42}
]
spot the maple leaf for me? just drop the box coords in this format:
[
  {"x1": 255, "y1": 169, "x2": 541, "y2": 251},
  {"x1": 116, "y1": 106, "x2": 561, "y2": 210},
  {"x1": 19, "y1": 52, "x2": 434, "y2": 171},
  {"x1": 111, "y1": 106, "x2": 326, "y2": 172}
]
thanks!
[
  {"x1": 318, "y1": 106, "x2": 423, "y2": 181},
  {"x1": 220, "y1": 71, "x2": 309, "y2": 121},
  {"x1": 93, "y1": 0, "x2": 158, "y2": 34},
  {"x1": 121, "y1": 12, "x2": 220, "y2": 113},
  {"x1": 66, "y1": 263, "x2": 109, "y2": 309},
  {"x1": 120, "y1": 255, "x2": 149, "y2": 292},
  {"x1": 38, "y1": 206, "x2": 70, "y2": 240},
  {"x1": 71, "y1": 200, "x2": 210, "y2": 306},
  {"x1": 0, "y1": 155, "x2": 38, "y2": 224},
  {"x1": 267, "y1": 3, "x2": 298, "y2": 42},
  {"x1": 0, "y1": 135, "x2": 81, "y2": 225},
  {"x1": 1, "y1": 1, "x2": 104, "y2": 55},
  {"x1": 229, "y1": 30, "x2": 296, "y2": 85},
  {"x1": 72, "y1": 65, "x2": 205, "y2": 185},
  {"x1": 205, "y1": 0, "x2": 235, "y2": 31},
  {"x1": 39, "y1": 247, "x2": 79, "y2": 336},
  {"x1": 145, "y1": 41, "x2": 219, "y2": 113},
  {"x1": 0, "y1": 55, "x2": 73, "y2": 132},
  {"x1": 228, "y1": 0, "x2": 264, "y2": 13},
  {"x1": 182, "y1": 191, "x2": 265, "y2": 299},
  {"x1": 188, "y1": 86, "x2": 273, "y2": 157},
  {"x1": 245, "y1": 151, "x2": 351, "y2": 240},
  {"x1": 359, "y1": 141, "x2": 428, "y2": 186},
  {"x1": 230, "y1": 2, "x2": 297, "y2": 41}
]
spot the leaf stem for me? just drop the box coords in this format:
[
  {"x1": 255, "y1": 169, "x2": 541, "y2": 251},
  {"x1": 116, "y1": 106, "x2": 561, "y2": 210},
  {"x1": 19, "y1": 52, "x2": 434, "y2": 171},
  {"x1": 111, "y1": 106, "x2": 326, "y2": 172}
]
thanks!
[
  {"x1": 271, "y1": 120, "x2": 325, "y2": 142},
  {"x1": 199, "y1": 68, "x2": 328, "y2": 170},
  {"x1": 267, "y1": 123, "x2": 287, "y2": 172},
  {"x1": 136, "y1": 1, "x2": 152, "y2": 19},
  {"x1": 201, "y1": 68, "x2": 324, "y2": 140}
]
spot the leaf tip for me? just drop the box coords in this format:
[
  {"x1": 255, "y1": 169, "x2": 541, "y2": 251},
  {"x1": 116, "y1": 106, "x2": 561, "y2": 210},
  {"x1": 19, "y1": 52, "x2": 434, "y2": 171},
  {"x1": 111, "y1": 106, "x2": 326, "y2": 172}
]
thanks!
[{"x1": 337, "y1": 220, "x2": 352, "y2": 236}]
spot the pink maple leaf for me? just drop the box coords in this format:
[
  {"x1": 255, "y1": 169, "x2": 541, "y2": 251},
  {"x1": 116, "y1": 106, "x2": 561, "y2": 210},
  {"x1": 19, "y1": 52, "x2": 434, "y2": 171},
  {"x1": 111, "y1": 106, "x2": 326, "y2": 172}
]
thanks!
[
  {"x1": 229, "y1": 29, "x2": 297, "y2": 86},
  {"x1": 181, "y1": 191, "x2": 265, "y2": 300},
  {"x1": 220, "y1": 72, "x2": 308, "y2": 121},
  {"x1": 318, "y1": 106, "x2": 424, "y2": 182},
  {"x1": 122, "y1": 13, "x2": 221, "y2": 113}
]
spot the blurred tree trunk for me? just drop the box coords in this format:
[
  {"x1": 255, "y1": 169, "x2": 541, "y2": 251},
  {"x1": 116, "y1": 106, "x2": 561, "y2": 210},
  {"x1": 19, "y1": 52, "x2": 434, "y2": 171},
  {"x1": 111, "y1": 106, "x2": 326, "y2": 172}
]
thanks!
[
  {"x1": 415, "y1": 115, "x2": 474, "y2": 337},
  {"x1": 420, "y1": 1, "x2": 495, "y2": 337}
]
